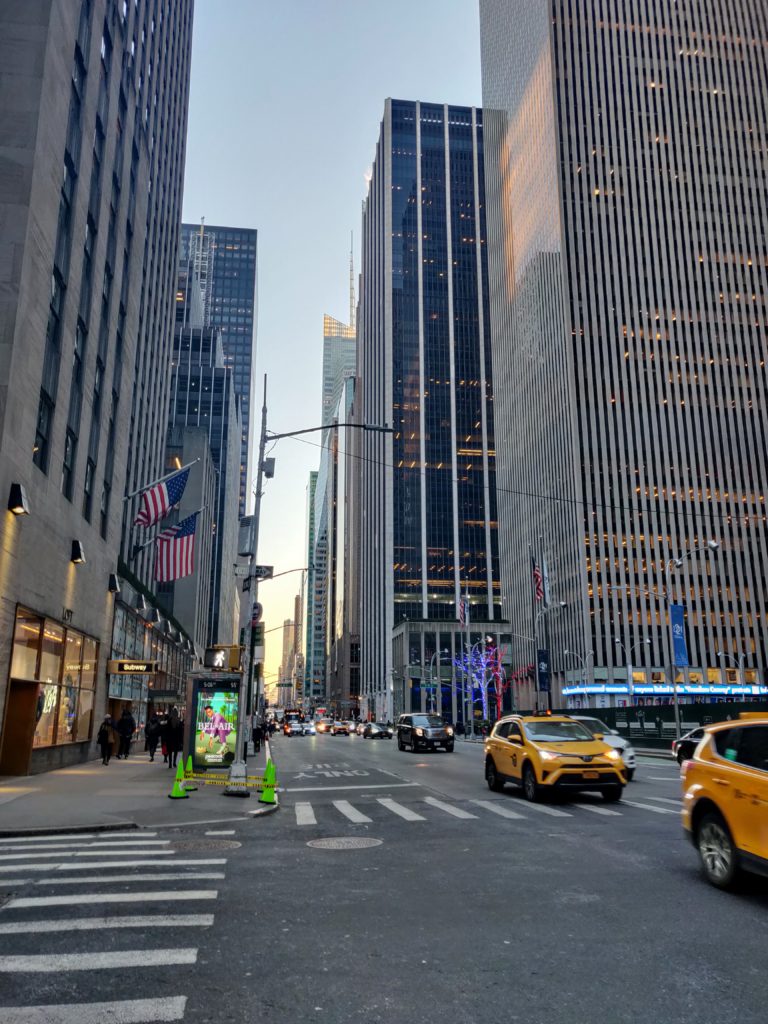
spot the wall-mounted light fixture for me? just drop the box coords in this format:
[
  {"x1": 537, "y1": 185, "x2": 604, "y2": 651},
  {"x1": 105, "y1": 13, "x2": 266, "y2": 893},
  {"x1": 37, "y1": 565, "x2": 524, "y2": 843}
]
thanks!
[
  {"x1": 135, "y1": 593, "x2": 148, "y2": 612},
  {"x1": 147, "y1": 608, "x2": 164, "y2": 627},
  {"x1": 70, "y1": 540, "x2": 86, "y2": 564},
  {"x1": 108, "y1": 573, "x2": 121, "y2": 594},
  {"x1": 8, "y1": 483, "x2": 30, "y2": 516}
]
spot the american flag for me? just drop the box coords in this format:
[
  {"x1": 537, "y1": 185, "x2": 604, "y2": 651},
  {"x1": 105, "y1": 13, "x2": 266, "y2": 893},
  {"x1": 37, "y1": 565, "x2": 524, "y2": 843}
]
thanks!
[
  {"x1": 154, "y1": 512, "x2": 198, "y2": 582},
  {"x1": 532, "y1": 557, "x2": 544, "y2": 602},
  {"x1": 134, "y1": 467, "x2": 190, "y2": 527},
  {"x1": 458, "y1": 596, "x2": 469, "y2": 627}
]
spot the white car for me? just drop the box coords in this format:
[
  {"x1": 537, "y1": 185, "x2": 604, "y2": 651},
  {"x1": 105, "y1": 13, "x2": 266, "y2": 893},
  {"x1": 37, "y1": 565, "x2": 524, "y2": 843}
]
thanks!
[
  {"x1": 571, "y1": 716, "x2": 636, "y2": 781},
  {"x1": 302, "y1": 721, "x2": 316, "y2": 736}
]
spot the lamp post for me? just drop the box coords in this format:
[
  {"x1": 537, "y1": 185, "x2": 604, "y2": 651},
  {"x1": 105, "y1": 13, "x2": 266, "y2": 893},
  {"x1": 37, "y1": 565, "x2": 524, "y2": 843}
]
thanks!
[
  {"x1": 226, "y1": 374, "x2": 393, "y2": 796},
  {"x1": 563, "y1": 648, "x2": 594, "y2": 706},
  {"x1": 716, "y1": 650, "x2": 747, "y2": 691},
  {"x1": 614, "y1": 637, "x2": 652, "y2": 701},
  {"x1": 427, "y1": 648, "x2": 450, "y2": 715},
  {"x1": 663, "y1": 539, "x2": 719, "y2": 740}
]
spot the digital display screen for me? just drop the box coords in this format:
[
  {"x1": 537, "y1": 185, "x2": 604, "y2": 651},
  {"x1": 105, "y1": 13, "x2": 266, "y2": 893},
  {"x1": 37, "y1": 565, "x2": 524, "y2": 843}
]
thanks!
[{"x1": 191, "y1": 682, "x2": 239, "y2": 771}]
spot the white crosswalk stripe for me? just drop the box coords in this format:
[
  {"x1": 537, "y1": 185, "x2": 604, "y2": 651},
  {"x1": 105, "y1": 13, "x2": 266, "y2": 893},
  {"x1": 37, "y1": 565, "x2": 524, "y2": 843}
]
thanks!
[
  {"x1": 0, "y1": 833, "x2": 229, "y2": 1023},
  {"x1": 423, "y1": 797, "x2": 477, "y2": 820},
  {"x1": 2, "y1": 996, "x2": 187, "y2": 1024},
  {"x1": 644, "y1": 796, "x2": 681, "y2": 806},
  {"x1": 512, "y1": 801, "x2": 572, "y2": 817},
  {"x1": 575, "y1": 802, "x2": 622, "y2": 817},
  {"x1": 333, "y1": 800, "x2": 372, "y2": 823},
  {"x1": 622, "y1": 799, "x2": 678, "y2": 815},
  {"x1": 295, "y1": 802, "x2": 317, "y2": 826},
  {"x1": 377, "y1": 798, "x2": 425, "y2": 821},
  {"x1": 470, "y1": 800, "x2": 526, "y2": 819}
]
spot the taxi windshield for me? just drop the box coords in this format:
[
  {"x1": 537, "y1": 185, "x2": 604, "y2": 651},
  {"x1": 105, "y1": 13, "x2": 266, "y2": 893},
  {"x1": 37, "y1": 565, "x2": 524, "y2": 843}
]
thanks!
[{"x1": 524, "y1": 721, "x2": 593, "y2": 742}]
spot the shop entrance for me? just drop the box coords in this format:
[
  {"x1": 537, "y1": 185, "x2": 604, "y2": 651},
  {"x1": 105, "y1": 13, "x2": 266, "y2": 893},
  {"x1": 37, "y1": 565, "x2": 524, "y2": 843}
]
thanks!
[{"x1": 0, "y1": 679, "x2": 37, "y2": 775}]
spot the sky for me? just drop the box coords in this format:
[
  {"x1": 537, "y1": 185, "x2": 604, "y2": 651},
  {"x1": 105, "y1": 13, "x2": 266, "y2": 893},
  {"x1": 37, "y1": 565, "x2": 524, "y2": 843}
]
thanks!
[{"x1": 182, "y1": 0, "x2": 482, "y2": 693}]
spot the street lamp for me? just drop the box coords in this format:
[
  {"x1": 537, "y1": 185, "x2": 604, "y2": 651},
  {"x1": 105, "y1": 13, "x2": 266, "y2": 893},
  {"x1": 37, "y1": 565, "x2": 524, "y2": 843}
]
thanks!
[
  {"x1": 563, "y1": 649, "x2": 594, "y2": 696},
  {"x1": 663, "y1": 539, "x2": 719, "y2": 739},
  {"x1": 534, "y1": 601, "x2": 566, "y2": 710},
  {"x1": 614, "y1": 637, "x2": 652, "y2": 700},
  {"x1": 427, "y1": 648, "x2": 450, "y2": 715},
  {"x1": 716, "y1": 650, "x2": 746, "y2": 690}
]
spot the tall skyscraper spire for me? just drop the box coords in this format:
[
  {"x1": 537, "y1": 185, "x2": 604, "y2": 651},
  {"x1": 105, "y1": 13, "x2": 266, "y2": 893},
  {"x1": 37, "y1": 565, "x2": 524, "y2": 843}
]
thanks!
[{"x1": 349, "y1": 231, "x2": 356, "y2": 331}]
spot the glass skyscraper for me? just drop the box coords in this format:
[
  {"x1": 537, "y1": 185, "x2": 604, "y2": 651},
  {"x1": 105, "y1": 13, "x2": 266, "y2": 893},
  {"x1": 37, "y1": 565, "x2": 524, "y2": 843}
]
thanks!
[
  {"x1": 480, "y1": 1, "x2": 768, "y2": 707},
  {"x1": 180, "y1": 223, "x2": 257, "y2": 518},
  {"x1": 358, "y1": 99, "x2": 500, "y2": 719}
]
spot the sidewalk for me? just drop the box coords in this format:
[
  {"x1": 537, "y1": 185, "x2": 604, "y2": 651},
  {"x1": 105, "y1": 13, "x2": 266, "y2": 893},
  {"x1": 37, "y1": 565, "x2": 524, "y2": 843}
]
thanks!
[{"x1": 0, "y1": 742, "x2": 275, "y2": 835}]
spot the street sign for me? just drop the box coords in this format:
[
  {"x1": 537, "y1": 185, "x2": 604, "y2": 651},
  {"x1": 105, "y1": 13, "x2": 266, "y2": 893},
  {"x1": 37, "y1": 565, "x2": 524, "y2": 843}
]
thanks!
[
  {"x1": 234, "y1": 565, "x2": 250, "y2": 578},
  {"x1": 253, "y1": 565, "x2": 274, "y2": 580},
  {"x1": 107, "y1": 660, "x2": 159, "y2": 674},
  {"x1": 670, "y1": 604, "x2": 689, "y2": 667},
  {"x1": 537, "y1": 649, "x2": 551, "y2": 692}
]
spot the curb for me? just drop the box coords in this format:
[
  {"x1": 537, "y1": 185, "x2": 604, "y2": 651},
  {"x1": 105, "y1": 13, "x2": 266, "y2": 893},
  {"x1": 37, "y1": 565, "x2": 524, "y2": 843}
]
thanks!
[{"x1": 0, "y1": 821, "x2": 139, "y2": 839}]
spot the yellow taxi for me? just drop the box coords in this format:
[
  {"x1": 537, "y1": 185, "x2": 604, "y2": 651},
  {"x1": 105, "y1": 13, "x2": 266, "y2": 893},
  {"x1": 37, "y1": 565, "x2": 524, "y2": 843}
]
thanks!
[
  {"x1": 681, "y1": 713, "x2": 768, "y2": 888},
  {"x1": 484, "y1": 714, "x2": 626, "y2": 802}
]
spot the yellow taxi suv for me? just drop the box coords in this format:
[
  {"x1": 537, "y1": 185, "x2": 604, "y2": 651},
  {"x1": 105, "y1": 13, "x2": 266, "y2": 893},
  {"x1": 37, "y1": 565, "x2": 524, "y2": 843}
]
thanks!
[
  {"x1": 681, "y1": 713, "x2": 768, "y2": 889},
  {"x1": 484, "y1": 715, "x2": 626, "y2": 803}
]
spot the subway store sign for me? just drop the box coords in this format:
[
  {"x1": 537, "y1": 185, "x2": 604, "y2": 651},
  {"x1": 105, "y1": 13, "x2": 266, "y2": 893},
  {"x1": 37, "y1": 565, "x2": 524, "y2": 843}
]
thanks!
[{"x1": 107, "y1": 660, "x2": 159, "y2": 674}]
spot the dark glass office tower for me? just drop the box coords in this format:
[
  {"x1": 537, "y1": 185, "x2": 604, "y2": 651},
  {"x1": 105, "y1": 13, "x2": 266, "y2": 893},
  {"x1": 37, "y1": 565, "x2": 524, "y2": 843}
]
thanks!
[
  {"x1": 358, "y1": 99, "x2": 500, "y2": 719},
  {"x1": 180, "y1": 223, "x2": 258, "y2": 517}
]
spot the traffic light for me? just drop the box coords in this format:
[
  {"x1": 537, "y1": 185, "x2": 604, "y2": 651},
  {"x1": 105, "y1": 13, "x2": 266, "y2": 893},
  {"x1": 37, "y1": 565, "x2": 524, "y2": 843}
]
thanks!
[{"x1": 253, "y1": 623, "x2": 265, "y2": 646}]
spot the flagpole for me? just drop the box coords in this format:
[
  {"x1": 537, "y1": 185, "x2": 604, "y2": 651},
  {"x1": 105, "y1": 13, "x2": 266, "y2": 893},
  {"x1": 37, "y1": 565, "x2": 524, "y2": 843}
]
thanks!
[
  {"x1": 122, "y1": 458, "x2": 200, "y2": 502},
  {"x1": 530, "y1": 542, "x2": 538, "y2": 712},
  {"x1": 464, "y1": 584, "x2": 470, "y2": 735}
]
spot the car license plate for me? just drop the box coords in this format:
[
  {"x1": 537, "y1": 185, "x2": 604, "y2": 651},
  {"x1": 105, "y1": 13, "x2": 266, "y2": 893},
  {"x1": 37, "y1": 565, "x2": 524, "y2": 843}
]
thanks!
[{"x1": 584, "y1": 771, "x2": 599, "y2": 779}]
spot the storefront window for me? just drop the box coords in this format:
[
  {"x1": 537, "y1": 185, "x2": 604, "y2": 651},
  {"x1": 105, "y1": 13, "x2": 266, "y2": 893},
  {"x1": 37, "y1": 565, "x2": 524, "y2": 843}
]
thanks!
[
  {"x1": 56, "y1": 683, "x2": 79, "y2": 744},
  {"x1": 81, "y1": 638, "x2": 97, "y2": 688},
  {"x1": 39, "y1": 622, "x2": 64, "y2": 683},
  {"x1": 76, "y1": 689, "x2": 94, "y2": 741},
  {"x1": 11, "y1": 610, "x2": 42, "y2": 679},
  {"x1": 34, "y1": 683, "x2": 58, "y2": 747}
]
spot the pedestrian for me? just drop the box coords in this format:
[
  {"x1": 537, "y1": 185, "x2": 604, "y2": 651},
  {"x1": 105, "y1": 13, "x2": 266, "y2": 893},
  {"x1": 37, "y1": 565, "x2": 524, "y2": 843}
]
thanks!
[
  {"x1": 116, "y1": 707, "x2": 136, "y2": 759},
  {"x1": 163, "y1": 714, "x2": 180, "y2": 769},
  {"x1": 97, "y1": 715, "x2": 116, "y2": 765},
  {"x1": 268, "y1": 720, "x2": 276, "y2": 739},
  {"x1": 145, "y1": 713, "x2": 161, "y2": 761},
  {"x1": 252, "y1": 721, "x2": 262, "y2": 753}
]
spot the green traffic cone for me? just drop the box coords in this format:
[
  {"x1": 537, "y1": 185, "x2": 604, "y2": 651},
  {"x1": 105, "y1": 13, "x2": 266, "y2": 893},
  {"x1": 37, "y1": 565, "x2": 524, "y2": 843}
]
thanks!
[
  {"x1": 183, "y1": 754, "x2": 197, "y2": 791},
  {"x1": 259, "y1": 758, "x2": 276, "y2": 804},
  {"x1": 168, "y1": 761, "x2": 189, "y2": 799}
]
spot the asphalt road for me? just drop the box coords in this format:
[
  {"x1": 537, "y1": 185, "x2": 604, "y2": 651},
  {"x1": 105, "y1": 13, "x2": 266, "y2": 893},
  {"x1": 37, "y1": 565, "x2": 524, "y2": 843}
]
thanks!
[{"x1": 0, "y1": 735, "x2": 766, "y2": 1023}]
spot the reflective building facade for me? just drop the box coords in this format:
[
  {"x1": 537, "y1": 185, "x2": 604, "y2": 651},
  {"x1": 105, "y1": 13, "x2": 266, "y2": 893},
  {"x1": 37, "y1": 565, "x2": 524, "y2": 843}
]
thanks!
[
  {"x1": 359, "y1": 99, "x2": 500, "y2": 721},
  {"x1": 480, "y1": 1, "x2": 768, "y2": 706},
  {"x1": 180, "y1": 223, "x2": 258, "y2": 518}
]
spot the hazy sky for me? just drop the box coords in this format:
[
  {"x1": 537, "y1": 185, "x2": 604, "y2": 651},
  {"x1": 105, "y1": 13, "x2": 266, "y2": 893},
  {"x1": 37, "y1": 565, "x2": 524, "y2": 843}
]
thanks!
[{"x1": 182, "y1": 0, "x2": 482, "y2": 689}]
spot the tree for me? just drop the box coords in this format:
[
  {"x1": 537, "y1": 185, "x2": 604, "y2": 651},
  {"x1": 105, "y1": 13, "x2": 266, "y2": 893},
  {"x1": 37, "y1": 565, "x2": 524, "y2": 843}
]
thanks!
[{"x1": 453, "y1": 643, "x2": 504, "y2": 723}]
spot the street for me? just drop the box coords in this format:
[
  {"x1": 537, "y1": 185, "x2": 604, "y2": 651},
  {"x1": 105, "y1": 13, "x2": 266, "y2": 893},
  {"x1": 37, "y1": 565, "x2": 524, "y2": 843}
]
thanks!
[{"x1": 0, "y1": 735, "x2": 766, "y2": 1023}]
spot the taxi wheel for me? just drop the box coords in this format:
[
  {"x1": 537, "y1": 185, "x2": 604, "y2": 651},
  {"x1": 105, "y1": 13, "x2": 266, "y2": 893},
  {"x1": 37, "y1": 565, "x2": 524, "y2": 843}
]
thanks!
[
  {"x1": 601, "y1": 785, "x2": 623, "y2": 802},
  {"x1": 485, "y1": 757, "x2": 504, "y2": 792},
  {"x1": 697, "y1": 812, "x2": 737, "y2": 889},
  {"x1": 522, "y1": 763, "x2": 540, "y2": 802}
]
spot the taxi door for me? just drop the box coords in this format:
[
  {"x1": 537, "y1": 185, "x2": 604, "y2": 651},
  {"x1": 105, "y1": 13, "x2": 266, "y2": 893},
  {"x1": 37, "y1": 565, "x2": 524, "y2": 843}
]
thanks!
[
  {"x1": 504, "y1": 721, "x2": 525, "y2": 784},
  {"x1": 729, "y1": 725, "x2": 768, "y2": 859}
]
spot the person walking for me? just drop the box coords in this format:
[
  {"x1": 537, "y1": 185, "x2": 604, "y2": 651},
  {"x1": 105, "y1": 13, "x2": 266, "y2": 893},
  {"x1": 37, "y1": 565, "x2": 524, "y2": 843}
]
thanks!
[
  {"x1": 164, "y1": 712, "x2": 183, "y2": 769},
  {"x1": 97, "y1": 716, "x2": 116, "y2": 765},
  {"x1": 116, "y1": 707, "x2": 136, "y2": 759},
  {"x1": 145, "y1": 714, "x2": 161, "y2": 761},
  {"x1": 252, "y1": 721, "x2": 262, "y2": 753}
]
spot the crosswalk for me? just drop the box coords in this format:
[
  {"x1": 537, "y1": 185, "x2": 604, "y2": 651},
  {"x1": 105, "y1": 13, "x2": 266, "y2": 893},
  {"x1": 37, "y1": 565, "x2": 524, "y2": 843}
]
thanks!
[
  {"x1": 0, "y1": 829, "x2": 232, "y2": 1022},
  {"x1": 290, "y1": 792, "x2": 681, "y2": 827}
]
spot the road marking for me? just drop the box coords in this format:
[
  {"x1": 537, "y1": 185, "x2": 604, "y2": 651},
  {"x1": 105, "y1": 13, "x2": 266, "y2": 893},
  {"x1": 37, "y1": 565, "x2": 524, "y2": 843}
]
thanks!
[
  {"x1": 647, "y1": 776, "x2": 679, "y2": 782},
  {"x1": 287, "y1": 782, "x2": 419, "y2": 793},
  {"x1": 5, "y1": 890, "x2": 218, "y2": 909},
  {"x1": 576, "y1": 803, "x2": 622, "y2": 817},
  {"x1": 470, "y1": 800, "x2": 526, "y2": 820},
  {"x1": 333, "y1": 800, "x2": 372, "y2": 823},
  {"x1": 0, "y1": 841, "x2": 170, "y2": 852},
  {"x1": 622, "y1": 799, "x2": 678, "y2": 815},
  {"x1": 645, "y1": 796, "x2": 681, "y2": 806},
  {"x1": 0, "y1": 833, "x2": 98, "y2": 843},
  {"x1": 0, "y1": 857, "x2": 226, "y2": 874},
  {"x1": 36, "y1": 872, "x2": 226, "y2": 885},
  {"x1": 512, "y1": 801, "x2": 572, "y2": 817},
  {"x1": 204, "y1": 830, "x2": 235, "y2": 836},
  {"x1": 0, "y1": 849, "x2": 174, "y2": 862},
  {"x1": 377, "y1": 798, "x2": 425, "y2": 822},
  {"x1": 1, "y1": 996, "x2": 187, "y2": 1023},
  {"x1": 0, "y1": 949, "x2": 197, "y2": 972},
  {"x1": 0, "y1": 914, "x2": 214, "y2": 934},
  {"x1": 294, "y1": 802, "x2": 317, "y2": 826},
  {"x1": 423, "y1": 796, "x2": 477, "y2": 820}
]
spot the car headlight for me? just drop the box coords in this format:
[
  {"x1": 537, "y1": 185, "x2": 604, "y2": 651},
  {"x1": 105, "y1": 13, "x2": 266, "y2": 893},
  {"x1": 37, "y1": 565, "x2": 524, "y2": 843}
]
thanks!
[
  {"x1": 605, "y1": 748, "x2": 621, "y2": 760},
  {"x1": 415, "y1": 728, "x2": 424, "y2": 737},
  {"x1": 539, "y1": 749, "x2": 559, "y2": 761},
  {"x1": 446, "y1": 727, "x2": 454, "y2": 736}
]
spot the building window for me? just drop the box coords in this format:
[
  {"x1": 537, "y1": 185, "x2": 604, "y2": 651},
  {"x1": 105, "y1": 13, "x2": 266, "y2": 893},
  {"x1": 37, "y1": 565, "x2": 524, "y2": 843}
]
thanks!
[
  {"x1": 62, "y1": 429, "x2": 77, "y2": 500},
  {"x1": 33, "y1": 392, "x2": 54, "y2": 471},
  {"x1": 83, "y1": 457, "x2": 95, "y2": 520}
]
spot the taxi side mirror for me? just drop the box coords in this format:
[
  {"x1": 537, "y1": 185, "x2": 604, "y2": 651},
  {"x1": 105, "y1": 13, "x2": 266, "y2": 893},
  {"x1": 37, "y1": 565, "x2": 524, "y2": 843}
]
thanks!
[{"x1": 594, "y1": 732, "x2": 604, "y2": 741}]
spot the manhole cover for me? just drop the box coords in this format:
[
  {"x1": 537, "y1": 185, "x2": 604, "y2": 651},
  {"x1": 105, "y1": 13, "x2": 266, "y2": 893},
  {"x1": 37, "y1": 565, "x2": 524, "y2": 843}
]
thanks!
[
  {"x1": 307, "y1": 837, "x2": 383, "y2": 850},
  {"x1": 171, "y1": 839, "x2": 241, "y2": 852}
]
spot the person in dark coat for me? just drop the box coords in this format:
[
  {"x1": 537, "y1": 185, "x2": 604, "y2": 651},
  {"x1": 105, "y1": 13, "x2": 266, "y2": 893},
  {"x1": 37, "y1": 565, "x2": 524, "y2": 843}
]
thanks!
[
  {"x1": 116, "y1": 708, "x2": 136, "y2": 759},
  {"x1": 97, "y1": 716, "x2": 116, "y2": 765},
  {"x1": 164, "y1": 712, "x2": 183, "y2": 768},
  {"x1": 252, "y1": 721, "x2": 262, "y2": 753},
  {"x1": 145, "y1": 714, "x2": 161, "y2": 761}
]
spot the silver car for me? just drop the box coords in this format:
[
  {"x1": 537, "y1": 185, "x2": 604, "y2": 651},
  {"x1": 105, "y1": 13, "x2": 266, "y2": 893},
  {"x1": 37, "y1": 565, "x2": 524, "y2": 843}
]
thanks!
[{"x1": 571, "y1": 716, "x2": 636, "y2": 780}]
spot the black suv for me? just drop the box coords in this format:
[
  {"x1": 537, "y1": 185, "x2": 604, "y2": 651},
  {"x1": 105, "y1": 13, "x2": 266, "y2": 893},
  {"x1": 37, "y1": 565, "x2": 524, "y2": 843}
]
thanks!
[{"x1": 397, "y1": 714, "x2": 454, "y2": 753}]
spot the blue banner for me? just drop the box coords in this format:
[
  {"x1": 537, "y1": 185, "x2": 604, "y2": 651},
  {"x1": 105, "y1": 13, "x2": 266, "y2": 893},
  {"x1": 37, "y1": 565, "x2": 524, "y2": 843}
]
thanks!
[
  {"x1": 537, "y1": 649, "x2": 551, "y2": 692},
  {"x1": 670, "y1": 603, "x2": 689, "y2": 667}
]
